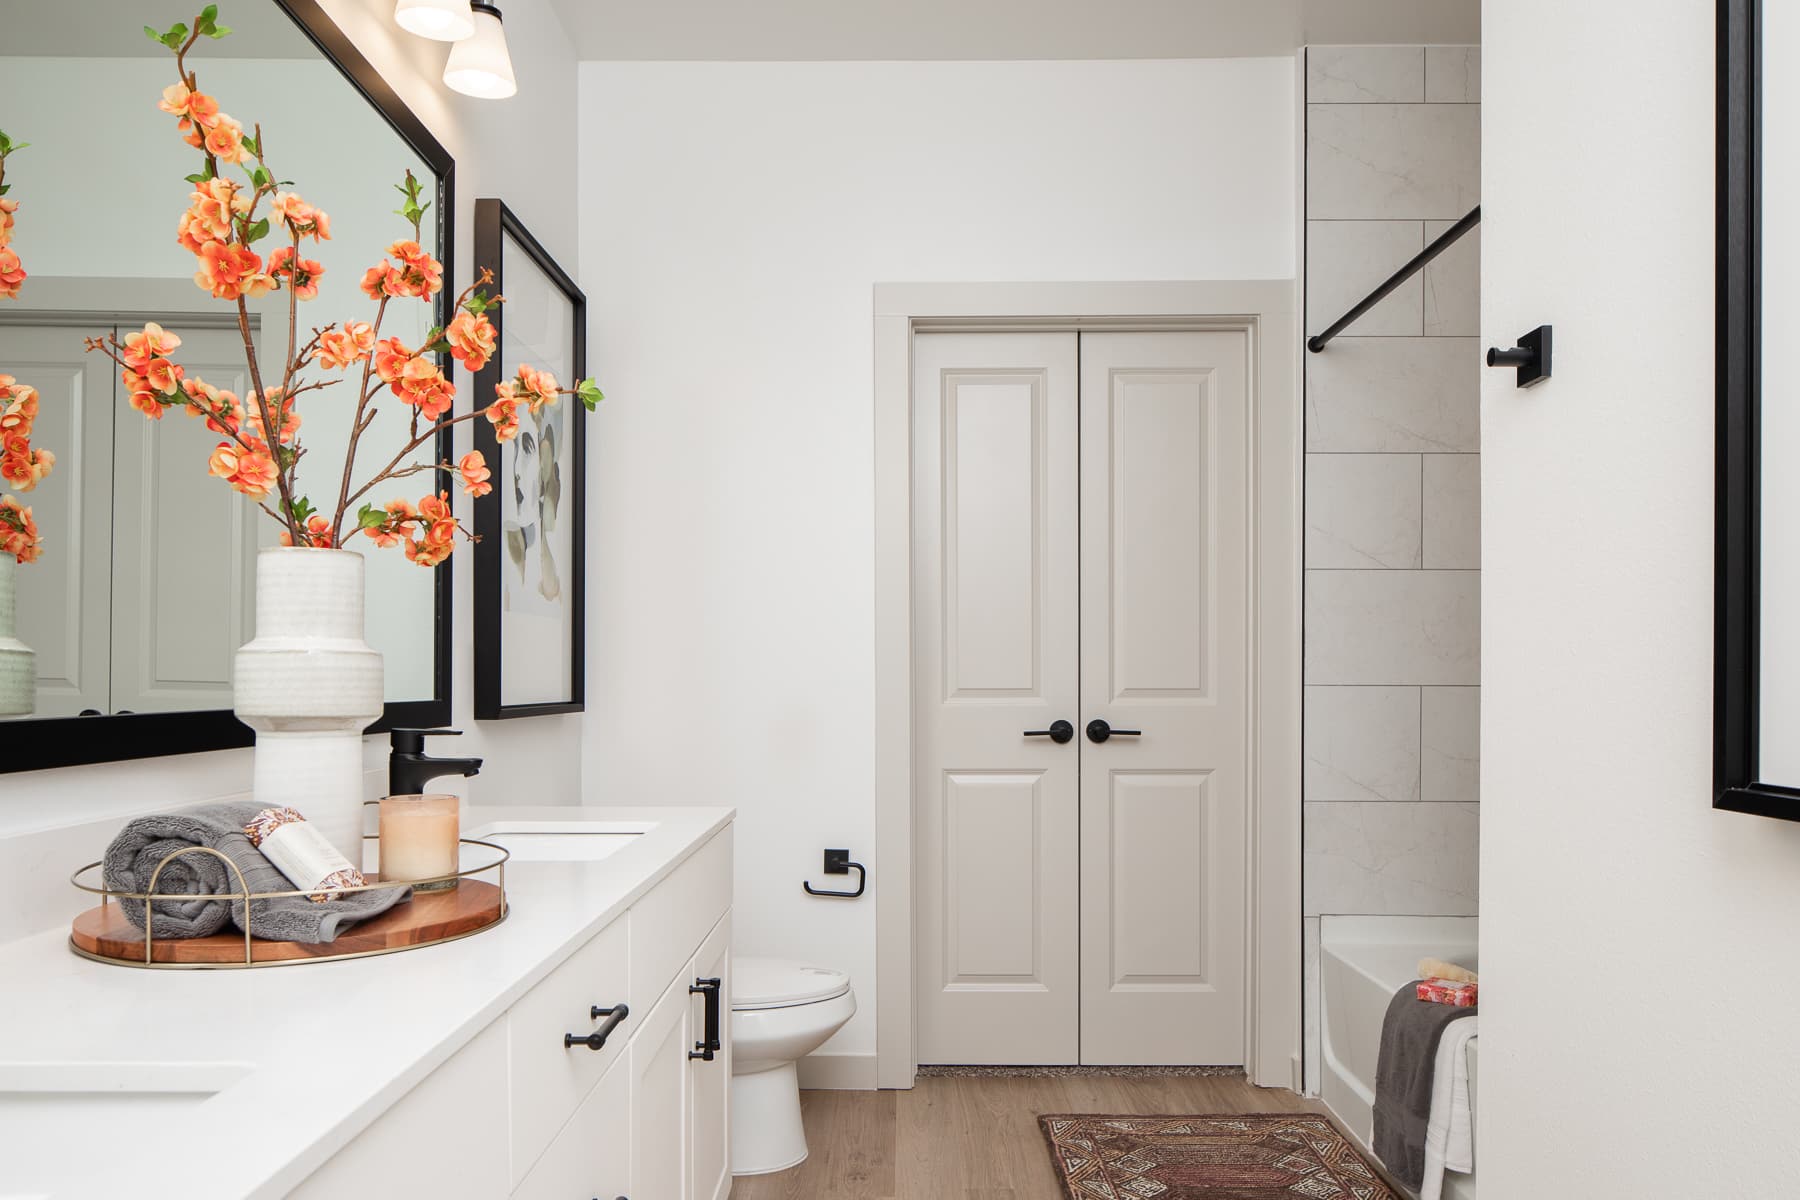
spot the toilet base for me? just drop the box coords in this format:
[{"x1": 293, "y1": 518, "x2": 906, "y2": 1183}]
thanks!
[{"x1": 730, "y1": 1061, "x2": 809, "y2": 1175}]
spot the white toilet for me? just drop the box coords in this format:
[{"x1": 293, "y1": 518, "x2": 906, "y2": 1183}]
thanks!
[{"x1": 729, "y1": 956, "x2": 856, "y2": 1176}]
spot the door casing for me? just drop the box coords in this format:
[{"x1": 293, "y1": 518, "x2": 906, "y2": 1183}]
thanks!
[{"x1": 873, "y1": 281, "x2": 1301, "y2": 1090}]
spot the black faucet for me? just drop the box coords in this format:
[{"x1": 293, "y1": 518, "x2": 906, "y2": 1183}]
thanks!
[{"x1": 389, "y1": 728, "x2": 484, "y2": 796}]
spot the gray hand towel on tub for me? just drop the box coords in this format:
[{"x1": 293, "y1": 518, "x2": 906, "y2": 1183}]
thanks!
[
  {"x1": 102, "y1": 801, "x2": 410, "y2": 944},
  {"x1": 1373, "y1": 982, "x2": 1478, "y2": 1191}
]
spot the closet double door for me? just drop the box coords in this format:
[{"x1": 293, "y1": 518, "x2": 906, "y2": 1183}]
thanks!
[{"x1": 914, "y1": 330, "x2": 1249, "y2": 1066}]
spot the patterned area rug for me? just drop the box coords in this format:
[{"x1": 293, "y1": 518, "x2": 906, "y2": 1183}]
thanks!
[{"x1": 1039, "y1": 1114, "x2": 1399, "y2": 1199}]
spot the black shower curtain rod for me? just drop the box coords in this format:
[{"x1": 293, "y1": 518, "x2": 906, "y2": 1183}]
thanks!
[{"x1": 1307, "y1": 204, "x2": 1481, "y2": 353}]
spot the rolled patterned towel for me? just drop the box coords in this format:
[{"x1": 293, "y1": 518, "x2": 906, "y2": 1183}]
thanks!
[
  {"x1": 102, "y1": 800, "x2": 411, "y2": 944},
  {"x1": 1416, "y1": 957, "x2": 1477, "y2": 985}
]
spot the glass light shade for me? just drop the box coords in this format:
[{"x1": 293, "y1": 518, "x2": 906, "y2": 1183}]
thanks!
[
  {"x1": 394, "y1": 0, "x2": 475, "y2": 42},
  {"x1": 443, "y1": 5, "x2": 517, "y2": 99}
]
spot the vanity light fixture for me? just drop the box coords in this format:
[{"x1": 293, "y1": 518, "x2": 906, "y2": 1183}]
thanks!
[
  {"x1": 443, "y1": 1, "x2": 517, "y2": 99},
  {"x1": 394, "y1": 0, "x2": 475, "y2": 42}
]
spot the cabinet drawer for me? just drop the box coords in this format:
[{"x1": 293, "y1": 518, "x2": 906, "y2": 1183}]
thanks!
[
  {"x1": 292, "y1": 1019, "x2": 508, "y2": 1197},
  {"x1": 630, "y1": 827, "x2": 733, "y2": 1017},
  {"x1": 508, "y1": 913, "x2": 631, "y2": 1185},
  {"x1": 512, "y1": 1051, "x2": 631, "y2": 1200}
]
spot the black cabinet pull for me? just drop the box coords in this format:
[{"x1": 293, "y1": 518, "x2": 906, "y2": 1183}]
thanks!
[
  {"x1": 689, "y1": 976, "x2": 722, "y2": 1061},
  {"x1": 1023, "y1": 719, "x2": 1075, "y2": 744},
  {"x1": 1085, "y1": 719, "x2": 1142, "y2": 744},
  {"x1": 564, "y1": 1003, "x2": 629, "y2": 1051}
]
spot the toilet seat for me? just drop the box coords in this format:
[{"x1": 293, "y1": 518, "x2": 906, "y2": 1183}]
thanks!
[{"x1": 732, "y1": 957, "x2": 850, "y2": 1011}]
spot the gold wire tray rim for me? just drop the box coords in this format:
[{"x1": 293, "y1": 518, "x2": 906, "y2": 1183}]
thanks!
[{"x1": 69, "y1": 836, "x2": 512, "y2": 903}]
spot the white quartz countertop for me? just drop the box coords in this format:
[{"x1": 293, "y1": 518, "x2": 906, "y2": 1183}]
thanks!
[{"x1": 0, "y1": 804, "x2": 734, "y2": 1200}]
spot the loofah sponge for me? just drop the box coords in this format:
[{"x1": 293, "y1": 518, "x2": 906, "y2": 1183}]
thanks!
[{"x1": 1417, "y1": 957, "x2": 1478, "y2": 984}]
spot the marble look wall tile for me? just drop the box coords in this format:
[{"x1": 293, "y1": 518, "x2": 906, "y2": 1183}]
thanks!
[
  {"x1": 1307, "y1": 221, "x2": 1424, "y2": 337},
  {"x1": 1303, "y1": 801, "x2": 1480, "y2": 916},
  {"x1": 1304, "y1": 685, "x2": 1421, "y2": 803},
  {"x1": 1425, "y1": 46, "x2": 1481, "y2": 103},
  {"x1": 1423, "y1": 219, "x2": 1480, "y2": 337},
  {"x1": 1306, "y1": 338, "x2": 1480, "y2": 453},
  {"x1": 1305, "y1": 569, "x2": 1480, "y2": 685},
  {"x1": 1307, "y1": 46, "x2": 1425, "y2": 104},
  {"x1": 1307, "y1": 104, "x2": 1481, "y2": 220},
  {"x1": 1306, "y1": 454, "x2": 1422, "y2": 569},
  {"x1": 1423, "y1": 453, "x2": 1480, "y2": 568},
  {"x1": 1304, "y1": 916, "x2": 1322, "y2": 1095},
  {"x1": 1422, "y1": 686, "x2": 1480, "y2": 804}
]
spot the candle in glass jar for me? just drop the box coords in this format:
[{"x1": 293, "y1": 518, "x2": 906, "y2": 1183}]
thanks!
[{"x1": 379, "y1": 794, "x2": 460, "y2": 892}]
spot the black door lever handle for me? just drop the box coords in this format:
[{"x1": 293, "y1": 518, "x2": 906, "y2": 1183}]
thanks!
[
  {"x1": 1024, "y1": 720, "x2": 1076, "y2": 744},
  {"x1": 1086, "y1": 719, "x2": 1142, "y2": 744}
]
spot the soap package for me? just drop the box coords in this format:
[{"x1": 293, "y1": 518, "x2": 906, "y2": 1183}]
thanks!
[
  {"x1": 1416, "y1": 977, "x2": 1479, "y2": 1007},
  {"x1": 243, "y1": 807, "x2": 366, "y2": 902}
]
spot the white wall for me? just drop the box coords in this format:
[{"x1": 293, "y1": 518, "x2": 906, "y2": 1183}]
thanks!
[
  {"x1": 0, "y1": 0, "x2": 583, "y2": 879},
  {"x1": 1481, "y1": 1, "x2": 1800, "y2": 1192},
  {"x1": 578, "y1": 58, "x2": 1297, "y2": 1065}
]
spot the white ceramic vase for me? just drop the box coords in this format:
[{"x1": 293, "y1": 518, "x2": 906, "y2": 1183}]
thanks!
[
  {"x1": 233, "y1": 547, "x2": 384, "y2": 864},
  {"x1": 0, "y1": 554, "x2": 34, "y2": 717}
]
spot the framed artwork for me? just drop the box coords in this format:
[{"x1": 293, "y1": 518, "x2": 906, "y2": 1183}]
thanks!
[{"x1": 472, "y1": 199, "x2": 586, "y2": 719}]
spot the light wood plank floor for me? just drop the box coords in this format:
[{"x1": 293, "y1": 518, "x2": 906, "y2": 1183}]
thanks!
[{"x1": 729, "y1": 1074, "x2": 1328, "y2": 1199}]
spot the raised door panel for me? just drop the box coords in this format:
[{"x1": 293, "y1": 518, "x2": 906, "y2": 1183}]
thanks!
[
  {"x1": 1078, "y1": 331, "x2": 1249, "y2": 1066},
  {"x1": 0, "y1": 322, "x2": 113, "y2": 718},
  {"x1": 109, "y1": 323, "x2": 262, "y2": 714},
  {"x1": 687, "y1": 913, "x2": 732, "y2": 1200},
  {"x1": 630, "y1": 972, "x2": 690, "y2": 1200},
  {"x1": 511, "y1": 1052, "x2": 631, "y2": 1200},
  {"x1": 913, "y1": 332, "x2": 1080, "y2": 1065}
]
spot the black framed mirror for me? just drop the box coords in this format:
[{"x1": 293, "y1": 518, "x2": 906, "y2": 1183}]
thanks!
[
  {"x1": 0, "y1": 0, "x2": 454, "y2": 773},
  {"x1": 1714, "y1": 0, "x2": 1798, "y2": 818}
]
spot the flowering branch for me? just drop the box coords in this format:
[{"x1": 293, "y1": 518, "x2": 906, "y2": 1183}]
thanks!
[
  {"x1": 81, "y1": 6, "x2": 606, "y2": 566},
  {"x1": 0, "y1": 129, "x2": 53, "y2": 565}
]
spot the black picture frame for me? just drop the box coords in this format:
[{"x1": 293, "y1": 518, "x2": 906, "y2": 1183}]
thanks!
[
  {"x1": 471, "y1": 199, "x2": 587, "y2": 721},
  {"x1": 0, "y1": 0, "x2": 455, "y2": 774},
  {"x1": 1713, "y1": 0, "x2": 1797, "y2": 818}
]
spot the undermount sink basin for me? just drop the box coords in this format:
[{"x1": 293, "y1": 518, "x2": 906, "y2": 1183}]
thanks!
[
  {"x1": 469, "y1": 821, "x2": 651, "y2": 863},
  {"x1": 0, "y1": 1062, "x2": 254, "y2": 1197}
]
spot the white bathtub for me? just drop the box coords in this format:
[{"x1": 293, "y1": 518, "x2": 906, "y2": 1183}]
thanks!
[{"x1": 1320, "y1": 916, "x2": 1478, "y2": 1200}]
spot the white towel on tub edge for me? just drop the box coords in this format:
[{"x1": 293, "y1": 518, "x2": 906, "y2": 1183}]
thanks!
[{"x1": 1419, "y1": 1020, "x2": 1478, "y2": 1200}]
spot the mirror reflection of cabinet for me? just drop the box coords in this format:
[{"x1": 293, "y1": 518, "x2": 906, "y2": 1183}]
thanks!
[{"x1": 1, "y1": 315, "x2": 262, "y2": 720}]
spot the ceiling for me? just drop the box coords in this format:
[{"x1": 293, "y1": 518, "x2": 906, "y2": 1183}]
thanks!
[{"x1": 548, "y1": 0, "x2": 1480, "y2": 62}]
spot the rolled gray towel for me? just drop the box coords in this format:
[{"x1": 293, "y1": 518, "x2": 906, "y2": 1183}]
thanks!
[{"x1": 102, "y1": 800, "x2": 410, "y2": 944}]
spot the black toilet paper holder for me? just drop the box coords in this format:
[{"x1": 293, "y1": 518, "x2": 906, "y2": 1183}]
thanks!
[{"x1": 802, "y1": 848, "x2": 866, "y2": 898}]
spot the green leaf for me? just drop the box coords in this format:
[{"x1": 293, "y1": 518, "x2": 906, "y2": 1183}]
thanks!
[
  {"x1": 208, "y1": 24, "x2": 232, "y2": 38},
  {"x1": 144, "y1": 24, "x2": 162, "y2": 42},
  {"x1": 285, "y1": 495, "x2": 315, "y2": 525},
  {"x1": 245, "y1": 217, "x2": 271, "y2": 244},
  {"x1": 576, "y1": 379, "x2": 605, "y2": 411},
  {"x1": 241, "y1": 134, "x2": 257, "y2": 155},
  {"x1": 0, "y1": 185, "x2": 9, "y2": 197},
  {"x1": 201, "y1": 5, "x2": 219, "y2": 23},
  {"x1": 251, "y1": 165, "x2": 271, "y2": 189},
  {"x1": 184, "y1": 172, "x2": 207, "y2": 185},
  {"x1": 276, "y1": 446, "x2": 298, "y2": 470},
  {"x1": 357, "y1": 504, "x2": 387, "y2": 530}
]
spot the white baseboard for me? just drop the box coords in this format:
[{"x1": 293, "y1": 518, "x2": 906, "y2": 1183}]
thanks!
[{"x1": 797, "y1": 1052, "x2": 878, "y2": 1091}]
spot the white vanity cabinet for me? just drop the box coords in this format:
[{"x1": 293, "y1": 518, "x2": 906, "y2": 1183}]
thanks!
[{"x1": 293, "y1": 827, "x2": 733, "y2": 1200}]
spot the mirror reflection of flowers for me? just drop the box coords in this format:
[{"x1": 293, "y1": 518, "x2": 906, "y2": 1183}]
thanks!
[
  {"x1": 84, "y1": 7, "x2": 605, "y2": 565},
  {"x1": 0, "y1": 128, "x2": 54, "y2": 566}
]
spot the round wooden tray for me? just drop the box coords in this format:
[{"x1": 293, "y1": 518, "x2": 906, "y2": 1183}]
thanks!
[{"x1": 70, "y1": 879, "x2": 506, "y2": 968}]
